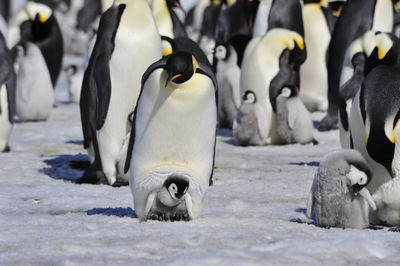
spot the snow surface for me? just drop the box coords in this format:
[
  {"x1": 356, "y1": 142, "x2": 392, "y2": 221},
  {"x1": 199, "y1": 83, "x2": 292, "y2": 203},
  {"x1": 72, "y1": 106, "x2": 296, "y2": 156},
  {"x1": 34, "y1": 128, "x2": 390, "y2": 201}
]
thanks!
[{"x1": 1, "y1": 63, "x2": 400, "y2": 265}]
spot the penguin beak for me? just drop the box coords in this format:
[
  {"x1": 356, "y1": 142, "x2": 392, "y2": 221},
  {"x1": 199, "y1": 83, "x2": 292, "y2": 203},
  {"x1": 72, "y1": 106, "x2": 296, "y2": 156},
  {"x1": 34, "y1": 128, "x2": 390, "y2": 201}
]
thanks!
[
  {"x1": 165, "y1": 73, "x2": 182, "y2": 87},
  {"x1": 358, "y1": 188, "x2": 377, "y2": 211}
]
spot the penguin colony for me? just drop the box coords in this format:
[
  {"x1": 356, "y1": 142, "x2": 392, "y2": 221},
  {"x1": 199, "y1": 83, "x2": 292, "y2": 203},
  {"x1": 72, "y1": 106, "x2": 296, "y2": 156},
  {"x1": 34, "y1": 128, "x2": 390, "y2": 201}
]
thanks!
[{"x1": 2, "y1": 0, "x2": 400, "y2": 227}]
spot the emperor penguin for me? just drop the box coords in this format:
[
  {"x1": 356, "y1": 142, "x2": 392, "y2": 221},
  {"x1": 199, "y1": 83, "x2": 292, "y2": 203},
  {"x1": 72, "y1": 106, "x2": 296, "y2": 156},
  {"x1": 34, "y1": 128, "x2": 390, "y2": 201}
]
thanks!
[
  {"x1": 233, "y1": 90, "x2": 268, "y2": 146},
  {"x1": 0, "y1": 32, "x2": 16, "y2": 153},
  {"x1": 152, "y1": 0, "x2": 187, "y2": 38},
  {"x1": 0, "y1": 0, "x2": 9, "y2": 37},
  {"x1": 14, "y1": 42, "x2": 53, "y2": 122},
  {"x1": 234, "y1": 28, "x2": 306, "y2": 146},
  {"x1": 123, "y1": 51, "x2": 217, "y2": 221},
  {"x1": 318, "y1": 0, "x2": 395, "y2": 131},
  {"x1": 299, "y1": 0, "x2": 335, "y2": 113},
  {"x1": 214, "y1": 43, "x2": 241, "y2": 129},
  {"x1": 338, "y1": 31, "x2": 398, "y2": 148},
  {"x1": 306, "y1": 149, "x2": 376, "y2": 229},
  {"x1": 275, "y1": 87, "x2": 316, "y2": 145},
  {"x1": 78, "y1": 0, "x2": 162, "y2": 186},
  {"x1": 252, "y1": 0, "x2": 304, "y2": 38},
  {"x1": 76, "y1": 0, "x2": 102, "y2": 33},
  {"x1": 9, "y1": 1, "x2": 64, "y2": 87},
  {"x1": 349, "y1": 65, "x2": 400, "y2": 226}
]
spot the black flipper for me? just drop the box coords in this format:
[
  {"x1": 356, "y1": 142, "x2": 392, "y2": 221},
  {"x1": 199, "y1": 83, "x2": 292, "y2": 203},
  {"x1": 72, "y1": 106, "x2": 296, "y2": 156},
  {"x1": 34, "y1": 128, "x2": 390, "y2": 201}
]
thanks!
[
  {"x1": 124, "y1": 57, "x2": 169, "y2": 174},
  {"x1": 80, "y1": 4, "x2": 126, "y2": 149},
  {"x1": 169, "y1": 9, "x2": 188, "y2": 38}
]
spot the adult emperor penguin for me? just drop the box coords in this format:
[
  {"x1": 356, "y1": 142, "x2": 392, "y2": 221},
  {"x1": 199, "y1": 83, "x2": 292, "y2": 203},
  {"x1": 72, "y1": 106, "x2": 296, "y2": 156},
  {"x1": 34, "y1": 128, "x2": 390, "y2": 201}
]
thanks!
[
  {"x1": 306, "y1": 149, "x2": 376, "y2": 229},
  {"x1": 78, "y1": 0, "x2": 162, "y2": 186},
  {"x1": 275, "y1": 87, "x2": 316, "y2": 145},
  {"x1": 299, "y1": 0, "x2": 336, "y2": 113},
  {"x1": 0, "y1": 32, "x2": 16, "y2": 153},
  {"x1": 318, "y1": 0, "x2": 394, "y2": 131},
  {"x1": 252, "y1": 0, "x2": 305, "y2": 38},
  {"x1": 123, "y1": 51, "x2": 217, "y2": 221},
  {"x1": 234, "y1": 28, "x2": 306, "y2": 146},
  {"x1": 215, "y1": 43, "x2": 241, "y2": 129},
  {"x1": 349, "y1": 65, "x2": 400, "y2": 226},
  {"x1": 152, "y1": 0, "x2": 187, "y2": 38},
  {"x1": 0, "y1": 0, "x2": 9, "y2": 37},
  {"x1": 338, "y1": 30, "x2": 398, "y2": 148}
]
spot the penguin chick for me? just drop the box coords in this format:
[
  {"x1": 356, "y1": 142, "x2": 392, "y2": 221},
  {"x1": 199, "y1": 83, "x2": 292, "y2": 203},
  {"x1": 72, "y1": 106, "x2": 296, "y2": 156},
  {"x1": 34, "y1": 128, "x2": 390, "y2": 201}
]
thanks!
[
  {"x1": 147, "y1": 175, "x2": 191, "y2": 222},
  {"x1": 65, "y1": 64, "x2": 84, "y2": 104},
  {"x1": 233, "y1": 90, "x2": 269, "y2": 146},
  {"x1": 215, "y1": 43, "x2": 241, "y2": 129},
  {"x1": 275, "y1": 87, "x2": 316, "y2": 145},
  {"x1": 307, "y1": 149, "x2": 377, "y2": 229}
]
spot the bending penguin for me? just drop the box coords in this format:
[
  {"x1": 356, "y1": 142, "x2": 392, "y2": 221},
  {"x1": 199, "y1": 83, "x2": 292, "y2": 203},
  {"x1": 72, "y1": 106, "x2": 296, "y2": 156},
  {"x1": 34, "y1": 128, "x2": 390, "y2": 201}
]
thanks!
[
  {"x1": 0, "y1": 32, "x2": 16, "y2": 153},
  {"x1": 349, "y1": 65, "x2": 400, "y2": 226},
  {"x1": 233, "y1": 28, "x2": 308, "y2": 146},
  {"x1": 318, "y1": 0, "x2": 395, "y2": 131},
  {"x1": 338, "y1": 30, "x2": 398, "y2": 148},
  {"x1": 306, "y1": 149, "x2": 376, "y2": 229},
  {"x1": 78, "y1": 0, "x2": 162, "y2": 186},
  {"x1": 124, "y1": 51, "x2": 217, "y2": 221}
]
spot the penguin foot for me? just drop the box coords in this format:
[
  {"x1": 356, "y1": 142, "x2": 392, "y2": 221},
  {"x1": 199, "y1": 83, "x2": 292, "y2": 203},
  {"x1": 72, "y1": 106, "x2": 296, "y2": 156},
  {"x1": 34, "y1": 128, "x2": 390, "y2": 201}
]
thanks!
[
  {"x1": 111, "y1": 180, "x2": 129, "y2": 187},
  {"x1": 388, "y1": 227, "x2": 400, "y2": 232},
  {"x1": 368, "y1": 225, "x2": 384, "y2": 230},
  {"x1": 2, "y1": 145, "x2": 10, "y2": 153},
  {"x1": 147, "y1": 209, "x2": 190, "y2": 222},
  {"x1": 317, "y1": 115, "x2": 338, "y2": 131},
  {"x1": 76, "y1": 168, "x2": 104, "y2": 184},
  {"x1": 311, "y1": 139, "x2": 319, "y2": 145},
  {"x1": 170, "y1": 210, "x2": 190, "y2": 222},
  {"x1": 147, "y1": 211, "x2": 169, "y2": 221}
]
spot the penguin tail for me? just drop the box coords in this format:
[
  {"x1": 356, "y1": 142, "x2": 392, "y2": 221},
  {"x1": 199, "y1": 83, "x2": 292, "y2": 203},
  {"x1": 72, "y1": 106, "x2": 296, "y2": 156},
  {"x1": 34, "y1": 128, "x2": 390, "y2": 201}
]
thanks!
[{"x1": 76, "y1": 162, "x2": 104, "y2": 184}]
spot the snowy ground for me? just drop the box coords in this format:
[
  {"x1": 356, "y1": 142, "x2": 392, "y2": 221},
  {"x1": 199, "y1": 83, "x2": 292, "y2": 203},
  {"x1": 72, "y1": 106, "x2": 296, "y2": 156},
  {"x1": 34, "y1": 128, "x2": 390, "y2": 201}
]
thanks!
[{"x1": 1, "y1": 67, "x2": 400, "y2": 266}]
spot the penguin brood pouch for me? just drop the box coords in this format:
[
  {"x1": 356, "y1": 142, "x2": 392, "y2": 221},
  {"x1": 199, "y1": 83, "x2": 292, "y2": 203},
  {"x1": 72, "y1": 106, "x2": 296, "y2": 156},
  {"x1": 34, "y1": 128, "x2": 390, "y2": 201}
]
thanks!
[{"x1": 124, "y1": 51, "x2": 217, "y2": 222}]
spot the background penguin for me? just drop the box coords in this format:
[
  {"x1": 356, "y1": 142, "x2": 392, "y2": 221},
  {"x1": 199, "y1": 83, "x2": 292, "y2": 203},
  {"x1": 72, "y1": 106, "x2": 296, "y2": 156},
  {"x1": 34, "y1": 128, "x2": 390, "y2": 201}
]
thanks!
[
  {"x1": 0, "y1": 0, "x2": 10, "y2": 36},
  {"x1": 184, "y1": 0, "x2": 211, "y2": 40},
  {"x1": 252, "y1": 0, "x2": 304, "y2": 38},
  {"x1": 338, "y1": 31, "x2": 398, "y2": 148},
  {"x1": 349, "y1": 65, "x2": 400, "y2": 226},
  {"x1": 275, "y1": 87, "x2": 317, "y2": 145},
  {"x1": 152, "y1": 0, "x2": 187, "y2": 38},
  {"x1": 123, "y1": 51, "x2": 217, "y2": 221},
  {"x1": 0, "y1": 32, "x2": 16, "y2": 153},
  {"x1": 79, "y1": 0, "x2": 162, "y2": 186},
  {"x1": 14, "y1": 42, "x2": 53, "y2": 122},
  {"x1": 65, "y1": 64, "x2": 84, "y2": 104},
  {"x1": 318, "y1": 0, "x2": 395, "y2": 131},
  {"x1": 76, "y1": 0, "x2": 102, "y2": 33},
  {"x1": 233, "y1": 90, "x2": 269, "y2": 146},
  {"x1": 235, "y1": 28, "x2": 306, "y2": 146},
  {"x1": 214, "y1": 43, "x2": 241, "y2": 129},
  {"x1": 299, "y1": 0, "x2": 335, "y2": 113},
  {"x1": 306, "y1": 149, "x2": 376, "y2": 229}
]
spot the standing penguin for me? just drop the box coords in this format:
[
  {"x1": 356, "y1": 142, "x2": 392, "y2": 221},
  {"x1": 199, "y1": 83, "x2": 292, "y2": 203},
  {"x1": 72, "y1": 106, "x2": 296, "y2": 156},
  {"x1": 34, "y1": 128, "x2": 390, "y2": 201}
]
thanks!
[
  {"x1": 234, "y1": 28, "x2": 306, "y2": 146},
  {"x1": 78, "y1": 0, "x2": 162, "y2": 186},
  {"x1": 0, "y1": 0, "x2": 9, "y2": 37},
  {"x1": 275, "y1": 87, "x2": 316, "y2": 145},
  {"x1": 0, "y1": 32, "x2": 16, "y2": 152},
  {"x1": 307, "y1": 149, "x2": 376, "y2": 229},
  {"x1": 338, "y1": 30, "x2": 398, "y2": 148},
  {"x1": 152, "y1": 0, "x2": 187, "y2": 38},
  {"x1": 318, "y1": 0, "x2": 394, "y2": 131},
  {"x1": 299, "y1": 0, "x2": 335, "y2": 112},
  {"x1": 215, "y1": 43, "x2": 241, "y2": 129},
  {"x1": 233, "y1": 90, "x2": 269, "y2": 146},
  {"x1": 349, "y1": 65, "x2": 400, "y2": 226},
  {"x1": 123, "y1": 51, "x2": 217, "y2": 221}
]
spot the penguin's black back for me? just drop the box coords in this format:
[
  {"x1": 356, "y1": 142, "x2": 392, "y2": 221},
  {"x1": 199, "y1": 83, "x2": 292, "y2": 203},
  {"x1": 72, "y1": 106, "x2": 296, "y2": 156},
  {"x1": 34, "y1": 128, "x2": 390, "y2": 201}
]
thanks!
[
  {"x1": 268, "y1": 0, "x2": 304, "y2": 36},
  {"x1": 77, "y1": 0, "x2": 103, "y2": 32},
  {"x1": 0, "y1": 0, "x2": 9, "y2": 22}
]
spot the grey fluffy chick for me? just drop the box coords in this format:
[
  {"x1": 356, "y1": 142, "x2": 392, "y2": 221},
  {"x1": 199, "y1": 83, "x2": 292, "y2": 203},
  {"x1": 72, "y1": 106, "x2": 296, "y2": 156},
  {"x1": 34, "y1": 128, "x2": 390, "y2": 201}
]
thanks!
[
  {"x1": 275, "y1": 88, "x2": 316, "y2": 144},
  {"x1": 307, "y1": 149, "x2": 376, "y2": 229}
]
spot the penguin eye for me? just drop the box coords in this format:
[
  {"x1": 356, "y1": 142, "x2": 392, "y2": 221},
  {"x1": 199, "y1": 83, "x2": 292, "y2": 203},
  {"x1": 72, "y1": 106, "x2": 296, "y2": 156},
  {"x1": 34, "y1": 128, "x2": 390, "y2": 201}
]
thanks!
[
  {"x1": 358, "y1": 176, "x2": 367, "y2": 185},
  {"x1": 170, "y1": 184, "x2": 178, "y2": 192}
]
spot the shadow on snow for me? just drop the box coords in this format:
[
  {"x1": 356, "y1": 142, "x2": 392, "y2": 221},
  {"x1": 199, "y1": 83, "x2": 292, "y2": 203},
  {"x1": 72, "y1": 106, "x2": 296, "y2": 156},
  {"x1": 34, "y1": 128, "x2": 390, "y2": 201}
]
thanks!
[{"x1": 86, "y1": 207, "x2": 137, "y2": 218}]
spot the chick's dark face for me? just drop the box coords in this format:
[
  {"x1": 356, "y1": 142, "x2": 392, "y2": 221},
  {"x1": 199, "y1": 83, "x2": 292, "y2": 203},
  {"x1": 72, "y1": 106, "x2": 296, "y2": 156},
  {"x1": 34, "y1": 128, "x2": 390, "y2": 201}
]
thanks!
[{"x1": 165, "y1": 52, "x2": 195, "y2": 86}]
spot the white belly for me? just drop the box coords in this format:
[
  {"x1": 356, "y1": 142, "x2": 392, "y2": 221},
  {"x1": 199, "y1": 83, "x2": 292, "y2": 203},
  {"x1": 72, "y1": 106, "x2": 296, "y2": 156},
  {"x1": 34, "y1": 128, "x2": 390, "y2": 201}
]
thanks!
[
  {"x1": 0, "y1": 84, "x2": 13, "y2": 151},
  {"x1": 299, "y1": 5, "x2": 330, "y2": 112}
]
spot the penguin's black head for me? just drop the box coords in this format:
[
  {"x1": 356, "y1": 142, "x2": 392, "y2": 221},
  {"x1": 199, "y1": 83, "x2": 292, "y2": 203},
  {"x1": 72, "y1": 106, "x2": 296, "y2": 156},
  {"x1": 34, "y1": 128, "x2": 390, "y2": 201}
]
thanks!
[
  {"x1": 365, "y1": 32, "x2": 399, "y2": 75},
  {"x1": 165, "y1": 51, "x2": 196, "y2": 86},
  {"x1": 243, "y1": 90, "x2": 256, "y2": 104},
  {"x1": 32, "y1": 12, "x2": 54, "y2": 41},
  {"x1": 164, "y1": 175, "x2": 189, "y2": 199},
  {"x1": 347, "y1": 163, "x2": 373, "y2": 193}
]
